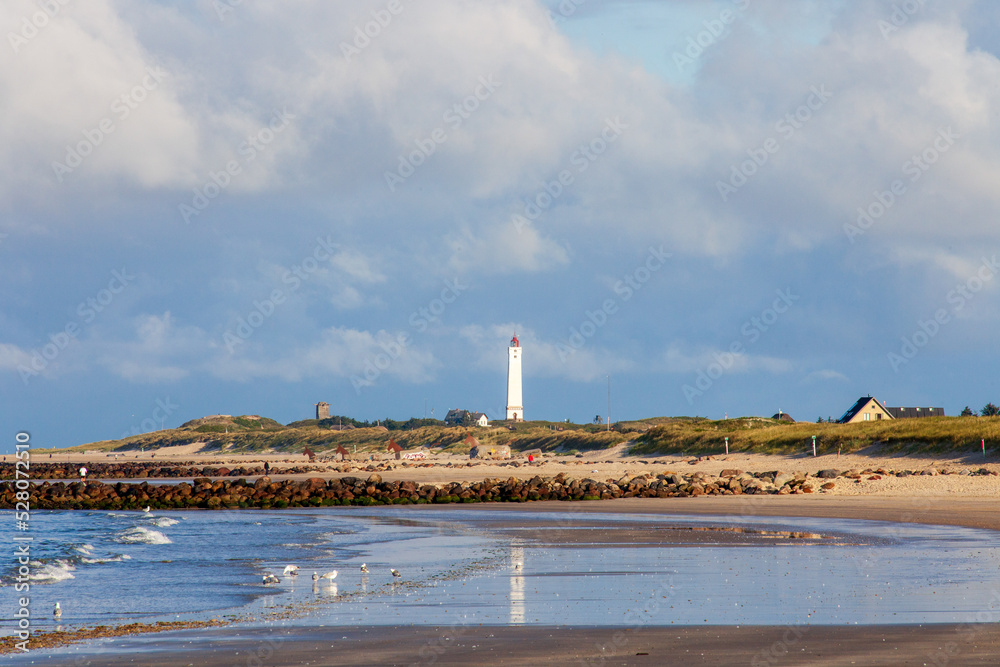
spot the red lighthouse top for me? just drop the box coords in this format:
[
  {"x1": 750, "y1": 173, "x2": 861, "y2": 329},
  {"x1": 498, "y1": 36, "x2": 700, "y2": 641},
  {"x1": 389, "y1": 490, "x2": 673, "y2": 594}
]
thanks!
[{"x1": 510, "y1": 333, "x2": 519, "y2": 347}]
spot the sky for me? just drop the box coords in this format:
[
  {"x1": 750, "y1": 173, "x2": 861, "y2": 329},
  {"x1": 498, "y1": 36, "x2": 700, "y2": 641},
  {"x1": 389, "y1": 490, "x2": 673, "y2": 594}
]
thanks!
[{"x1": 3, "y1": 0, "x2": 1000, "y2": 451}]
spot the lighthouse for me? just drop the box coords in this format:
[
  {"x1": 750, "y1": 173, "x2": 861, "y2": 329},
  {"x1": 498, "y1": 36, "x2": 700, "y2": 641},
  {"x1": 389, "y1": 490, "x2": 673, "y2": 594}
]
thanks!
[{"x1": 506, "y1": 333, "x2": 523, "y2": 421}]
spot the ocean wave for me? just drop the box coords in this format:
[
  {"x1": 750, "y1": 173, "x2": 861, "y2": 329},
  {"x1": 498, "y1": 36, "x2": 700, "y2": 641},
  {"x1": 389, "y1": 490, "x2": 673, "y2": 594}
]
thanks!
[
  {"x1": 73, "y1": 544, "x2": 96, "y2": 555},
  {"x1": 29, "y1": 559, "x2": 76, "y2": 583},
  {"x1": 149, "y1": 517, "x2": 179, "y2": 527},
  {"x1": 115, "y1": 526, "x2": 172, "y2": 545},
  {"x1": 80, "y1": 553, "x2": 132, "y2": 564}
]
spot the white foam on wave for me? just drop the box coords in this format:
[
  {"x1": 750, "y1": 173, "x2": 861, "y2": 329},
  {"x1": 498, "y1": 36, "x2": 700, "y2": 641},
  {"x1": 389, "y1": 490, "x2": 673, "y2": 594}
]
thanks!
[
  {"x1": 29, "y1": 560, "x2": 76, "y2": 583},
  {"x1": 80, "y1": 553, "x2": 132, "y2": 564},
  {"x1": 116, "y1": 526, "x2": 172, "y2": 545},
  {"x1": 150, "y1": 517, "x2": 179, "y2": 527},
  {"x1": 74, "y1": 544, "x2": 95, "y2": 555}
]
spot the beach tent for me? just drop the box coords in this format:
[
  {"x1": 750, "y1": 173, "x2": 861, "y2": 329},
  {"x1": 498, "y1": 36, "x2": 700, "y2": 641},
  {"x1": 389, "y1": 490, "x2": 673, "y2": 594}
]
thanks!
[{"x1": 335, "y1": 445, "x2": 350, "y2": 461}]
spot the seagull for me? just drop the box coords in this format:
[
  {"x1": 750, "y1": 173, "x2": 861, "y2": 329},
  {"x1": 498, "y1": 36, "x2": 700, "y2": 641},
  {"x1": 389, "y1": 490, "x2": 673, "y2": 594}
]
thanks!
[
  {"x1": 390, "y1": 568, "x2": 401, "y2": 579},
  {"x1": 514, "y1": 562, "x2": 522, "y2": 570},
  {"x1": 143, "y1": 506, "x2": 151, "y2": 513},
  {"x1": 283, "y1": 565, "x2": 299, "y2": 576},
  {"x1": 262, "y1": 573, "x2": 280, "y2": 585},
  {"x1": 53, "y1": 602, "x2": 61, "y2": 618},
  {"x1": 318, "y1": 570, "x2": 337, "y2": 581},
  {"x1": 312, "y1": 572, "x2": 319, "y2": 581},
  {"x1": 360, "y1": 563, "x2": 368, "y2": 573}
]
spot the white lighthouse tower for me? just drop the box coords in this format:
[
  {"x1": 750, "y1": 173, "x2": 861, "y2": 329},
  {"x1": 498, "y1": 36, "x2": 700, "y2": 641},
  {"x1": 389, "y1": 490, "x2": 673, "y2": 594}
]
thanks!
[{"x1": 506, "y1": 333, "x2": 523, "y2": 421}]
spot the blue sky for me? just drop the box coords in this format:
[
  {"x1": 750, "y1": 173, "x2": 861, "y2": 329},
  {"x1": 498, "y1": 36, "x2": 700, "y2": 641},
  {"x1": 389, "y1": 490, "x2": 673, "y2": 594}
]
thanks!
[{"x1": 3, "y1": 0, "x2": 1000, "y2": 451}]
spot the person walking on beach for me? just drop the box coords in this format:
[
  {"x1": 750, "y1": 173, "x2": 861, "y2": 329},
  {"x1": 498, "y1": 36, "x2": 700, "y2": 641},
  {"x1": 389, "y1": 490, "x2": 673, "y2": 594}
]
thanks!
[
  {"x1": 79, "y1": 466, "x2": 88, "y2": 481},
  {"x1": 264, "y1": 461, "x2": 270, "y2": 475}
]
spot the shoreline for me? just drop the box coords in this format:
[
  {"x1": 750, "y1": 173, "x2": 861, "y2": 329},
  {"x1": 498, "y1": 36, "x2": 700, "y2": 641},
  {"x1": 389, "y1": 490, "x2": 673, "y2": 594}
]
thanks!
[{"x1": 14, "y1": 623, "x2": 1000, "y2": 666}]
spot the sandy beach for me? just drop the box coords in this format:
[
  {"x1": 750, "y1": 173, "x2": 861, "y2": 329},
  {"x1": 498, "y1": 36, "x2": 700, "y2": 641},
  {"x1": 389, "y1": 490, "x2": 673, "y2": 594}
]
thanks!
[
  {"x1": 29, "y1": 444, "x2": 1000, "y2": 498},
  {"x1": 12, "y1": 448, "x2": 1000, "y2": 665},
  {"x1": 26, "y1": 624, "x2": 1000, "y2": 666}
]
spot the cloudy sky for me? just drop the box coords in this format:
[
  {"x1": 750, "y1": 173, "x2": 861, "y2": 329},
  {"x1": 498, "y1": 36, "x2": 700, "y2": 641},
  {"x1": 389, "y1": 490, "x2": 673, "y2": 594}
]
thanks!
[{"x1": 3, "y1": 0, "x2": 1000, "y2": 450}]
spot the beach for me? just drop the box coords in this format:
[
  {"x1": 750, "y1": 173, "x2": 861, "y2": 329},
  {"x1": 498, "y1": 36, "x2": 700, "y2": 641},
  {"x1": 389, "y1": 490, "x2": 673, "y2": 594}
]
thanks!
[
  {"x1": 32, "y1": 624, "x2": 1000, "y2": 666},
  {"x1": 8, "y1": 449, "x2": 1000, "y2": 665}
]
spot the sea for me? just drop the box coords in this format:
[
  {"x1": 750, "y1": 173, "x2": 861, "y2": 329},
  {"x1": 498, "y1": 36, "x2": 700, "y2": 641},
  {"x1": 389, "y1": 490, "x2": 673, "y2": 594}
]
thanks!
[{"x1": 3, "y1": 506, "x2": 1000, "y2": 642}]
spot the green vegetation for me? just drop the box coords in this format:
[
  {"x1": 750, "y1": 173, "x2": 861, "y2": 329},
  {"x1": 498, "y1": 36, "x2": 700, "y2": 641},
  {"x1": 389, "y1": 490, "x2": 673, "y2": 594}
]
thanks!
[
  {"x1": 45, "y1": 415, "x2": 629, "y2": 456},
  {"x1": 44, "y1": 411, "x2": 1000, "y2": 458},
  {"x1": 631, "y1": 415, "x2": 1000, "y2": 456}
]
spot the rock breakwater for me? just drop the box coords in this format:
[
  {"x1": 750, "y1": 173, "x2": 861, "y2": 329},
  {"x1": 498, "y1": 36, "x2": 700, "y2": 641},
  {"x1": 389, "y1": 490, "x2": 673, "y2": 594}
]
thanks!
[{"x1": 7, "y1": 466, "x2": 981, "y2": 510}]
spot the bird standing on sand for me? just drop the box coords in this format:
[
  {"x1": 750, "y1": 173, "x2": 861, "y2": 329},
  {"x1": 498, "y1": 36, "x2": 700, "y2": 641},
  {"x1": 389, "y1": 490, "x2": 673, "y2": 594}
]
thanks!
[
  {"x1": 53, "y1": 602, "x2": 61, "y2": 618},
  {"x1": 262, "y1": 573, "x2": 280, "y2": 585},
  {"x1": 312, "y1": 572, "x2": 319, "y2": 581},
  {"x1": 360, "y1": 563, "x2": 368, "y2": 573},
  {"x1": 143, "y1": 506, "x2": 151, "y2": 513},
  {"x1": 390, "y1": 569, "x2": 401, "y2": 579},
  {"x1": 283, "y1": 565, "x2": 299, "y2": 576},
  {"x1": 318, "y1": 570, "x2": 337, "y2": 581}
]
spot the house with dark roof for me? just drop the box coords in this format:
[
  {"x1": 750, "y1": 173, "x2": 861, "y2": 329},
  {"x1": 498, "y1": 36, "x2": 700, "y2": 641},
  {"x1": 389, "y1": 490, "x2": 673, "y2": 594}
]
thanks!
[
  {"x1": 885, "y1": 407, "x2": 945, "y2": 419},
  {"x1": 444, "y1": 409, "x2": 489, "y2": 427},
  {"x1": 771, "y1": 410, "x2": 795, "y2": 422},
  {"x1": 838, "y1": 395, "x2": 893, "y2": 423}
]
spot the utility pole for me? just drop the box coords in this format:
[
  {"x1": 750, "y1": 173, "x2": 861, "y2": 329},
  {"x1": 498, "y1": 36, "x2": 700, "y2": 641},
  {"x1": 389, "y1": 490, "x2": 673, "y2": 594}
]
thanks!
[{"x1": 606, "y1": 375, "x2": 611, "y2": 432}]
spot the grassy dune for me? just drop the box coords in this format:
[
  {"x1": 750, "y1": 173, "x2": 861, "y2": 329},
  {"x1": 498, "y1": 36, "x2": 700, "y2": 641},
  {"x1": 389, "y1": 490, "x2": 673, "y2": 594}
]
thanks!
[
  {"x1": 49, "y1": 415, "x2": 629, "y2": 456},
  {"x1": 47, "y1": 414, "x2": 1000, "y2": 459},
  {"x1": 630, "y1": 416, "x2": 1000, "y2": 457}
]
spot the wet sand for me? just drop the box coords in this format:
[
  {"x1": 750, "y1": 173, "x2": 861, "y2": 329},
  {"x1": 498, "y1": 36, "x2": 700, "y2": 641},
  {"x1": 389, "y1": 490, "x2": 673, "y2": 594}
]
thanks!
[{"x1": 23, "y1": 623, "x2": 1000, "y2": 666}]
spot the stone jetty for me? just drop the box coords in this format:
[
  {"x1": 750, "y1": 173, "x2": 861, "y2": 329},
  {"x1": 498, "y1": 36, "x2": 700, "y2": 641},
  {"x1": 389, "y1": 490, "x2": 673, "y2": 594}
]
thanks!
[{"x1": 6, "y1": 466, "x2": 994, "y2": 511}]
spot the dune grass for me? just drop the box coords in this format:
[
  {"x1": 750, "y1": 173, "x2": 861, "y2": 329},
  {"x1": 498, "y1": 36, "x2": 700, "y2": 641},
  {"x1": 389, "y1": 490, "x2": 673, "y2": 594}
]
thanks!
[
  {"x1": 44, "y1": 417, "x2": 629, "y2": 456},
  {"x1": 630, "y1": 416, "x2": 1000, "y2": 457}
]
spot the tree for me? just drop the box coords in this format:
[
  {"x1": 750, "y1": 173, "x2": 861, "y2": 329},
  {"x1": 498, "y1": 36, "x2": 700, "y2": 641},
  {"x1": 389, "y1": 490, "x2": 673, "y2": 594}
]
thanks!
[
  {"x1": 816, "y1": 416, "x2": 825, "y2": 423},
  {"x1": 961, "y1": 406, "x2": 975, "y2": 417},
  {"x1": 982, "y1": 403, "x2": 1000, "y2": 417}
]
